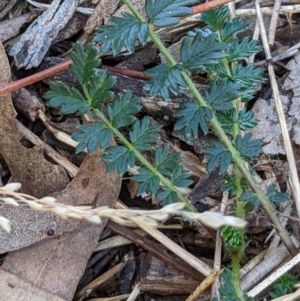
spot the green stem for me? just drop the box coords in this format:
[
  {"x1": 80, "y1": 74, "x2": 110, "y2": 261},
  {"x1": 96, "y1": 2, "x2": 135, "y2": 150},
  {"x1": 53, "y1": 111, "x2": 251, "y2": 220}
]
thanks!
[
  {"x1": 92, "y1": 109, "x2": 194, "y2": 211},
  {"x1": 232, "y1": 252, "x2": 244, "y2": 300},
  {"x1": 122, "y1": 0, "x2": 298, "y2": 255}
]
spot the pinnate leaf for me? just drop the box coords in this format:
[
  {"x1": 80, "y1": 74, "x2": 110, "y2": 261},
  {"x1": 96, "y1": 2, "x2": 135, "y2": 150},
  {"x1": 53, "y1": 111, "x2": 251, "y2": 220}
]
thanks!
[
  {"x1": 236, "y1": 133, "x2": 262, "y2": 161},
  {"x1": 204, "y1": 80, "x2": 240, "y2": 111},
  {"x1": 238, "y1": 108, "x2": 258, "y2": 131},
  {"x1": 94, "y1": 12, "x2": 148, "y2": 55},
  {"x1": 45, "y1": 82, "x2": 90, "y2": 115},
  {"x1": 145, "y1": 0, "x2": 198, "y2": 28},
  {"x1": 240, "y1": 191, "x2": 259, "y2": 209},
  {"x1": 221, "y1": 18, "x2": 249, "y2": 41},
  {"x1": 201, "y1": 6, "x2": 229, "y2": 31},
  {"x1": 87, "y1": 71, "x2": 116, "y2": 109},
  {"x1": 228, "y1": 38, "x2": 261, "y2": 62},
  {"x1": 157, "y1": 187, "x2": 178, "y2": 205},
  {"x1": 232, "y1": 64, "x2": 264, "y2": 87},
  {"x1": 129, "y1": 117, "x2": 160, "y2": 151},
  {"x1": 154, "y1": 145, "x2": 181, "y2": 176},
  {"x1": 205, "y1": 141, "x2": 232, "y2": 173},
  {"x1": 132, "y1": 168, "x2": 160, "y2": 195},
  {"x1": 107, "y1": 92, "x2": 141, "y2": 128},
  {"x1": 169, "y1": 166, "x2": 192, "y2": 187},
  {"x1": 267, "y1": 184, "x2": 289, "y2": 203},
  {"x1": 217, "y1": 109, "x2": 238, "y2": 132},
  {"x1": 101, "y1": 146, "x2": 135, "y2": 174},
  {"x1": 181, "y1": 32, "x2": 227, "y2": 71},
  {"x1": 69, "y1": 43, "x2": 100, "y2": 86},
  {"x1": 72, "y1": 123, "x2": 113, "y2": 153},
  {"x1": 144, "y1": 64, "x2": 186, "y2": 99},
  {"x1": 175, "y1": 102, "x2": 213, "y2": 140}
]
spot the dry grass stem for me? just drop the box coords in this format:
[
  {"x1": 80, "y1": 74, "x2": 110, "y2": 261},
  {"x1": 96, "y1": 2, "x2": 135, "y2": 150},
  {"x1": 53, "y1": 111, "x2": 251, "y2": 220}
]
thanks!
[
  {"x1": 186, "y1": 268, "x2": 222, "y2": 301},
  {"x1": 126, "y1": 283, "x2": 140, "y2": 301},
  {"x1": 247, "y1": 252, "x2": 300, "y2": 298},
  {"x1": 255, "y1": 0, "x2": 300, "y2": 218},
  {"x1": 75, "y1": 262, "x2": 125, "y2": 300},
  {"x1": 0, "y1": 183, "x2": 247, "y2": 233}
]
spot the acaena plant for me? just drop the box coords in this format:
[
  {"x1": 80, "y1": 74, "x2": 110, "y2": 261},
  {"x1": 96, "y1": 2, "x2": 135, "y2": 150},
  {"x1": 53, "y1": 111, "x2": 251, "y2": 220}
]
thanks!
[{"x1": 43, "y1": 1, "x2": 293, "y2": 300}]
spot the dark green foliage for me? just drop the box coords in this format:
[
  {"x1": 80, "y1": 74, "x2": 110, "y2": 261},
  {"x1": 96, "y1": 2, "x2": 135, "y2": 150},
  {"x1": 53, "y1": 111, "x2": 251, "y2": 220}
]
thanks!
[
  {"x1": 221, "y1": 18, "x2": 249, "y2": 42},
  {"x1": 222, "y1": 174, "x2": 247, "y2": 197},
  {"x1": 101, "y1": 146, "x2": 136, "y2": 174},
  {"x1": 205, "y1": 141, "x2": 232, "y2": 173},
  {"x1": 238, "y1": 109, "x2": 258, "y2": 131},
  {"x1": 106, "y1": 92, "x2": 141, "y2": 128},
  {"x1": 69, "y1": 43, "x2": 100, "y2": 86},
  {"x1": 86, "y1": 71, "x2": 116, "y2": 109},
  {"x1": 94, "y1": 12, "x2": 148, "y2": 55},
  {"x1": 157, "y1": 187, "x2": 178, "y2": 205},
  {"x1": 269, "y1": 273, "x2": 297, "y2": 299},
  {"x1": 45, "y1": 82, "x2": 90, "y2": 115},
  {"x1": 168, "y1": 166, "x2": 192, "y2": 187},
  {"x1": 227, "y1": 38, "x2": 261, "y2": 62},
  {"x1": 181, "y1": 32, "x2": 227, "y2": 71},
  {"x1": 201, "y1": 6, "x2": 229, "y2": 31},
  {"x1": 204, "y1": 80, "x2": 240, "y2": 111},
  {"x1": 221, "y1": 226, "x2": 244, "y2": 253},
  {"x1": 267, "y1": 184, "x2": 289, "y2": 203},
  {"x1": 144, "y1": 64, "x2": 186, "y2": 99},
  {"x1": 175, "y1": 102, "x2": 213, "y2": 140},
  {"x1": 145, "y1": 0, "x2": 198, "y2": 28},
  {"x1": 212, "y1": 269, "x2": 253, "y2": 301},
  {"x1": 232, "y1": 64, "x2": 264, "y2": 87},
  {"x1": 240, "y1": 191, "x2": 259, "y2": 209},
  {"x1": 132, "y1": 168, "x2": 160, "y2": 195},
  {"x1": 217, "y1": 109, "x2": 238, "y2": 132},
  {"x1": 129, "y1": 117, "x2": 160, "y2": 151},
  {"x1": 72, "y1": 123, "x2": 113, "y2": 153},
  {"x1": 235, "y1": 133, "x2": 262, "y2": 161},
  {"x1": 154, "y1": 145, "x2": 181, "y2": 176}
]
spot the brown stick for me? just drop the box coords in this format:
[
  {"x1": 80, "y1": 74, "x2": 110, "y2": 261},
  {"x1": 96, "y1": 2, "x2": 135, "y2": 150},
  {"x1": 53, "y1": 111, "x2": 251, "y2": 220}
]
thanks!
[
  {"x1": 0, "y1": 0, "x2": 234, "y2": 95},
  {"x1": 0, "y1": 60, "x2": 152, "y2": 96},
  {"x1": 192, "y1": 0, "x2": 234, "y2": 15}
]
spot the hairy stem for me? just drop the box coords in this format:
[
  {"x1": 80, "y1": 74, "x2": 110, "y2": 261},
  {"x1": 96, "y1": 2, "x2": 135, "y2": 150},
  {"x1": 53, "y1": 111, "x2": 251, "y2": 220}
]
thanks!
[
  {"x1": 232, "y1": 252, "x2": 244, "y2": 300},
  {"x1": 92, "y1": 108, "x2": 194, "y2": 211},
  {"x1": 121, "y1": 0, "x2": 297, "y2": 256}
]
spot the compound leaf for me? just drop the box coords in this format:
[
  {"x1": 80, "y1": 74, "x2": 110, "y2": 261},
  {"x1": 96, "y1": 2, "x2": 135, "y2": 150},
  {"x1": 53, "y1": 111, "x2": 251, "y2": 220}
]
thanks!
[
  {"x1": 181, "y1": 32, "x2": 227, "y2": 71},
  {"x1": 107, "y1": 92, "x2": 141, "y2": 128},
  {"x1": 240, "y1": 191, "x2": 259, "y2": 209},
  {"x1": 175, "y1": 102, "x2": 213, "y2": 140},
  {"x1": 45, "y1": 82, "x2": 90, "y2": 115},
  {"x1": 101, "y1": 146, "x2": 136, "y2": 174},
  {"x1": 87, "y1": 71, "x2": 116, "y2": 109},
  {"x1": 69, "y1": 43, "x2": 100, "y2": 86},
  {"x1": 221, "y1": 18, "x2": 249, "y2": 42},
  {"x1": 145, "y1": 0, "x2": 198, "y2": 28},
  {"x1": 204, "y1": 80, "x2": 240, "y2": 111},
  {"x1": 205, "y1": 140, "x2": 232, "y2": 173},
  {"x1": 221, "y1": 226, "x2": 244, "y2": 253},
  {"x1": 169, "y1": 166, "x2": 192, "y2": 187},
  {"x1": 228, "y1": 38, "x2": 261, "y2": 62},
  {"x1": 157, "y1": 187, "x2": 178, "y2": 205},
  {"x1": 222, "y1": 174, "x2": 247, "y2": 197},
  {"x1": 267, "y1": 184, "x2": 289, "y2": 203},
  {"x1": 238, "y1": 108, "x2": 258, "y2": 131},
  {"x1": 95, "y1": 12, "x2": 148, "y2": 55},
  {"x1": 236, "y1": 133, "x2": 262, "y2": 161},
  {"x1": 132, "y1": 168, "x2": 160, "y2": 195},
  {"x1": 217, "y1": 109, "x2": 238, "y2": 132},
  {"x1": 155, "y1": 145, "x2": 181, "y2": 176},
  {"x1": 201, "y1": 6, "x2": 229, "y2": 31},
  {"x1": 232, "y1": 64, "x2": 264, "y2": 87},
  {"x1": 129, "y1": 117, "x2": 160, "y2": 151},
  {"x1": 144, "y1": 64, "x2": 186, "y2": 99},
  {"x1": 72, "y1": 122, "x2": 113, "y2": 153}
]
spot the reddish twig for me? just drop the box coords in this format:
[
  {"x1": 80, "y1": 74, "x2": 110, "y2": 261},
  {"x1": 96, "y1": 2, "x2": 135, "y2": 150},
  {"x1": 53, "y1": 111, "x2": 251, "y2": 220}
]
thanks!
[
  {"x1": 0, "y1": 0, "x2": 234, "y2": 95},
  {"x1": 0, "y1": 60, "x2": 152, "y2": 96},
  {"x1": 192, "y1": 0, "x2": 235, "y2": 14}
]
